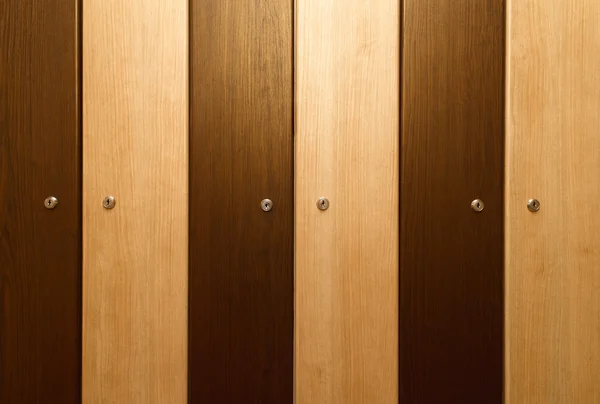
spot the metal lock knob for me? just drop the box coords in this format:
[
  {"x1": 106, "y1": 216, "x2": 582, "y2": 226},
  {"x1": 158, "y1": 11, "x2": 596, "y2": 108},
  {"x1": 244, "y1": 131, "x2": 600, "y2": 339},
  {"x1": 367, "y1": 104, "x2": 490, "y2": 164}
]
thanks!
[
  {"x1": 44, "y1": 196, "x2": 58, "y2": 210},
  {"x1": 527, "y1": 198, "x2": 540, "y2": 212},
  {"x1": 103, "y1": 196, "x2": 116, "y2": 210},
  {"x1": 471, "y1": 199, "x2": 484, "y2": 212},
  {"x1": 261, "y1": 199, "x2": 273, "y2": 212},
  {"x1": 317, "y1": 197, "x2": 330, "y2": 211}
]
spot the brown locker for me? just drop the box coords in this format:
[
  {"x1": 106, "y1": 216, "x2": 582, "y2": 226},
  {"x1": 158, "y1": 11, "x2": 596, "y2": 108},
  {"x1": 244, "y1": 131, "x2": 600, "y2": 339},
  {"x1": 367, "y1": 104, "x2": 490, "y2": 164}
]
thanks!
[
  {"x1": 188, "y1": 0, "x2": 294, "y2": 402},
  {"x1": 400, "y1": 0, "x2": 505, "y2": 402},
  {"x1": 0, "y1": 1, "x2": 81, "y2": 402}
]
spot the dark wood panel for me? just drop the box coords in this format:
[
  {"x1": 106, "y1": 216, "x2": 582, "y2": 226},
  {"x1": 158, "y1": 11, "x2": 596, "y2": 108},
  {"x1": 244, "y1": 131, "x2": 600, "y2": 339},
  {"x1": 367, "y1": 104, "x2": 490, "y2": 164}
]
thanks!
[
  {"x1": 0, "y1": 1, "x2": 81, "y2": 403},
  {"x1": 189, "y1": 0, "x2": 293, "y2": 402},
  {"x1": 400, "y1": 1, "x2": 505, "y2": 402}
]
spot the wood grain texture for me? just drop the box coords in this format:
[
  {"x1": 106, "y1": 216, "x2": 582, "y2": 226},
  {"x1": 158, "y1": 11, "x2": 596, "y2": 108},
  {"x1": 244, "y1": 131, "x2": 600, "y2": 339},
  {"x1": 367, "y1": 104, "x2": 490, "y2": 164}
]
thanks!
[
  {"x1": 82, "y1": 1, "x2": 188, "y2": 402},
  {"x1": 189, "y1": 0, "x2": 293, "y2": 402},
  {"x1": 295, "y1": 1, "x2": 399, "y2": 402},
  {"x1": 0, "y1": 1, "x2": 81, "y2": 402},
  {"x1": 506, "y1": 1, "x2": 600, "y2": 402},
  {"x1": 400, "y1": 1, "x2": 505, "y2": 402}
]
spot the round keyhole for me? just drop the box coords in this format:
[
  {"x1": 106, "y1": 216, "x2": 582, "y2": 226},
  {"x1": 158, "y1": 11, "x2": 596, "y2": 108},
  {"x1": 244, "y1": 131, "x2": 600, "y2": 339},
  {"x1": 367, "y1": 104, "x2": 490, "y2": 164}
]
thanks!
[
  {"x1": 44, "y1": 196, "x2": 58, "y2": 210},
  {"x1": 103, "y1": 196, "x2": 116, "y2": 210},
  {"x1": 527, "y1": 198, "x2": 540, "y2": 212},
  {"x1": 317, "y1": 197, "x2": 330, "y2": 211},
  {"x1": 261, "y1": 199, "x2": 273, "y2": 212},
  {"x1": 471, "y1": 199, "x2": 484, "y2": 212}
]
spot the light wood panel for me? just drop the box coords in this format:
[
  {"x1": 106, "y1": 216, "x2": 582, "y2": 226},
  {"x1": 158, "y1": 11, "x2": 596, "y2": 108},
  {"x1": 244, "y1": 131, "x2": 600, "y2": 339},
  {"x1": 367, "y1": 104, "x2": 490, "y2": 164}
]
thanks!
[
  {"x1": 295, "y1": 1, "x2": 399, "y2": 402},
  {"x1": 401, "y1": 1, "x2": 505, "y2": 402},
  {"x1": 506, "y1": 1, "x2": 600, "y2": 402},
  {"x1": 82, "y1": 1, "x2": 188, "y2": 402},
  {"x1": 0, "y1": 1, "x2": 81, "y2": 401},
  {"x1": 189, "y1": 0, "x2": 294, "y2": 402}
]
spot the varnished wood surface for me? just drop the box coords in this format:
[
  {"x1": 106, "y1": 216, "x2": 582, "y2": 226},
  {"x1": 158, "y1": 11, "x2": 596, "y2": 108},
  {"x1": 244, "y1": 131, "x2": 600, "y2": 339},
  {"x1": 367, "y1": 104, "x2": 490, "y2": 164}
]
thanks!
[
  {"x1": 401, "y1": 1, "x2": 505, "y2": 402},
  {"x1": 295, "y1": 1, "x2": 399, "y2": 402},
  {"x1": 82, "y1": 1, "x2": 188, "y2": 402},
  {"x1": 189, "y1": 0, "x2": 294, "y2": 402},
  {"x1": 0, "y1": 1, "x2": 81, "y2": 402},
  {"x1": 506, "y1": 1, "x2": 600, "y2": 402}
]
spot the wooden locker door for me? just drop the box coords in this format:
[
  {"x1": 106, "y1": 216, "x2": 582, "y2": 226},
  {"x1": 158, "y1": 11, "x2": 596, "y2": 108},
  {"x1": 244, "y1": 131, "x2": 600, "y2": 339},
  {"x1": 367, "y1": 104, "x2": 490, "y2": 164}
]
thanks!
[
  {"x1": 295, "y1": 0, "x2": 400, "y2": 402},
  {"x1": 400, "y1": 1, "x2": 505, "y2": 402},
  {"x1": 506, "y1": 1, "x2": 600, "y2": 402},
  {"x1": 82, "y1": 0, "x2": 188, "y2": 402},
  {"x1": 188, "y1": 0, "x2": 294, "y2": 402},
  {"x1": 0, "y1": 1, "x2": 81, "y2": 402}
]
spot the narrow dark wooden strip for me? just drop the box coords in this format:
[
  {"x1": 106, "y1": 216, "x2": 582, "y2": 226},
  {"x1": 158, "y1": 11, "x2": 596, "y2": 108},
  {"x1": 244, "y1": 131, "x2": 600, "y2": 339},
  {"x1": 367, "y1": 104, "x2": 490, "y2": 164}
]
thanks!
[
  {"x1": 0, "y1": 1, "x2": 81, "y2": 402},
  {"x1": 189, "y1": 1, "x2": 294, "y2": 402},
  {"x1": 400, "y1": 1, "x2": 505, "y2": 402}
]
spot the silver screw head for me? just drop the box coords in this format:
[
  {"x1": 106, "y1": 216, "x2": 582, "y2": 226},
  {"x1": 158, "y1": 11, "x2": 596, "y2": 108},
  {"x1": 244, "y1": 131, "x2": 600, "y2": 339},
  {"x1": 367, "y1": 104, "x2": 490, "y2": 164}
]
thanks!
[
  {"x1": 527, "y1": 198, "x2": 540, "y2": 212},
  {"x1": 103, "y1": 196, "x2": 116, "y2": 210},
  {"x1": 317, "y1": 197, "x2": 330, "y2": 211},
  {"x1": 44, "y1": 196, "x2": 58, "y2": 210},
  {"x1": 471, "y1": 199, "x2": 484, "y2": 212},
  {"x1": 261, "y1": 199, "x2": 273, "y2": 212}
]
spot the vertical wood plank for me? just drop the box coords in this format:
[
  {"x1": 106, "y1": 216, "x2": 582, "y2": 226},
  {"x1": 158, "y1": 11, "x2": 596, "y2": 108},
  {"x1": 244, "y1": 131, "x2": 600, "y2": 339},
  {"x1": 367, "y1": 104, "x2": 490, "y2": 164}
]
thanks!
[
  {"x1": 82, "y1": 1, "x2": 188, "y2": 402},
  {"x1": 506, "y1": 1, "x2": 600, "y2": 402},
  {"x1": 188, "y1": 0, "x2": 294, "y2": 402},
  {"x1": 0, "y1": 1, "x2": 81, "y2": 402},
  {"x1": 400, "y1": 1, "x2": 505, "y2": 402},
  {"x1": 295, "y1": 1, "x2": 399, "y2": 402}
]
